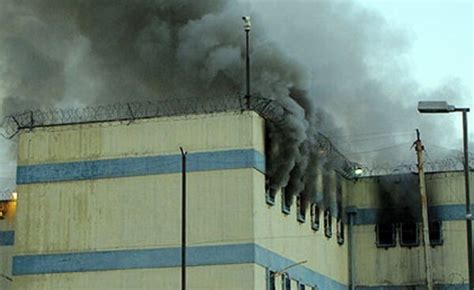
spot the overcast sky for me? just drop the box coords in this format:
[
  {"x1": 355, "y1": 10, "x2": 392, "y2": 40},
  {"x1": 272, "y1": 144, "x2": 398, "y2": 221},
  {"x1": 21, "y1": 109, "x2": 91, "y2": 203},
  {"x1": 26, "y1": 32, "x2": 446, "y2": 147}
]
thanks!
[{"x1": 355, "y1": 0, "x2": 472, "y2": 106}]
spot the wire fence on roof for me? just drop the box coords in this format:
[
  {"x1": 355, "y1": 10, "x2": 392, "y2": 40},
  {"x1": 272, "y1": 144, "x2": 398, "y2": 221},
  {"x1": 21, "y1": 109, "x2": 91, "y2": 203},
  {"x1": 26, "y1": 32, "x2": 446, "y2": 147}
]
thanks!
[{"x1": 1, "y1": 95, "x2": 361, "y2": 179}]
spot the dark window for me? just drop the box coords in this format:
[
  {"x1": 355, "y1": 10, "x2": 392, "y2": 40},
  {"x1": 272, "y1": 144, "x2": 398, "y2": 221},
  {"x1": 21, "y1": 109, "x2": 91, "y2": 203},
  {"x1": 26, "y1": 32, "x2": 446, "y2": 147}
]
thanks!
[
  {"x1": 324, "y1": 209, "x2": 332, "y2": 238},
  {"x1": 297, "y1": 282, "x2": 305, "y2": 290},
  {"x1": 266, "y1": 269, "x2": 276, "y2": 290},
  {"x1": 337, "y1": 218, "x2": 344, "y2": 245},
  {"x1": 312, "y1": 286, "x2": 319, "y2": 290},
  {"x1": 311, "y1": 203, "x2": 320, "y2": 231},
  {"x1": 265, "y1": 179, "x2": 275, "y2": 205},
  {"x1": 297, "y1": 196, "x2": 306, "y2": 223},
  {"x1": 376, "y1": 224, "x2": 396, "y2": 248},
  {"x1": 429, "y1": 220, "x2": 443, "y2": 246},
  {"x1": 282, "y1": 188, "x2": 291, "y2": 214},
  {"x1": 400, "y1": 222, "x2": 420, "y2": 247},
  {"x1": 282, "y1": 273, "x2": 291, "y2": 290}
]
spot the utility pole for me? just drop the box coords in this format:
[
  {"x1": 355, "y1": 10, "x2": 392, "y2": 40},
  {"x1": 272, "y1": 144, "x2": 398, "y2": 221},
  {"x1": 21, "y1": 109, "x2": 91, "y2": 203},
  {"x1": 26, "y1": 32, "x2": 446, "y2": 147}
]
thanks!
[
  {"x1": 414, "y1": 129, "x2": 433, "y2": 290},
  {"x1": 179, "y1": 147, "x2": 187, "y2": 290}
]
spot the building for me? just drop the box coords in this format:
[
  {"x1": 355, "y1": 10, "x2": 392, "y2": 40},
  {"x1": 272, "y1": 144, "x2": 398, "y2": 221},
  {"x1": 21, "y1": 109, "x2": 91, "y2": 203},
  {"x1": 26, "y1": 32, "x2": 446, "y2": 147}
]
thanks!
[{"x1": 0, "y1": 108, "x2": 472, "y2": 289}]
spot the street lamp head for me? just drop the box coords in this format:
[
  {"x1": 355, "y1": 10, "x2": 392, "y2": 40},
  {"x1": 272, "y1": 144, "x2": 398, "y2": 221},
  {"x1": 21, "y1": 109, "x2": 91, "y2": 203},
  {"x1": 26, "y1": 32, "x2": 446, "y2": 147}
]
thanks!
[
  {"x1": 354, "y1": 167, "x2": 364, "y2": 176},
  {"x1": 418, "y1": 101, "x2": 456, "y2": 113},
  {"x1": 242, "y1": 16, "x2": 251, "y2": 31}
]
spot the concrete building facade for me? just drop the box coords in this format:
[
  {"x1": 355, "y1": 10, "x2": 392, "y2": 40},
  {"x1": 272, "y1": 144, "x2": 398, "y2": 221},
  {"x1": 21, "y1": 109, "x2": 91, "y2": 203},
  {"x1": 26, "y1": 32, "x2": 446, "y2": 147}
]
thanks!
[{"x1": 0, "y1": 110, "x2": 472, "y2": 289}]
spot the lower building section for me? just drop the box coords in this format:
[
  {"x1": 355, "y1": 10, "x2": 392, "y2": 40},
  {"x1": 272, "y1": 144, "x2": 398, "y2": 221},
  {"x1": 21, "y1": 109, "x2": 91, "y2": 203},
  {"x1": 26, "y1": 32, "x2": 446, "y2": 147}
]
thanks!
[
  {"x1": 12, "y1": 243, "x2": 347, "y2": 290},
  {"x1": 13, "y1": 264, "x2": 256, "y2": 290}
]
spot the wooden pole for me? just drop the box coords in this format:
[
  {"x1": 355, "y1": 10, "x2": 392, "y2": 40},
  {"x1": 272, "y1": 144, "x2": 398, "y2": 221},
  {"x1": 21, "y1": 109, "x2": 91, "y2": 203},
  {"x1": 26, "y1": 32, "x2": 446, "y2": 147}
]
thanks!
[{"x1": 414, "y1": 129, "x2": 433, "y2": 290}]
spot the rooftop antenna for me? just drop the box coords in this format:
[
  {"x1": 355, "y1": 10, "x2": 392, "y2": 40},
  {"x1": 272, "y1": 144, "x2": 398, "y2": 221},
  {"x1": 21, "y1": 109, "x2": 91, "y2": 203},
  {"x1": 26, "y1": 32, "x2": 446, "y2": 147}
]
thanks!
[{"x1": 242, "y1": 16, "x2": 251, "y2": 109}]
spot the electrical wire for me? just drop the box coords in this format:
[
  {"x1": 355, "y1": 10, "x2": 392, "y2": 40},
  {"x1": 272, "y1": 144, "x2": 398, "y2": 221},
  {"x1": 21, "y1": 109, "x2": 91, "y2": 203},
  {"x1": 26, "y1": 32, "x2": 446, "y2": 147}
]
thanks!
[{"x1": 344, "y1": 141, "x2": 412, "y2": 156}]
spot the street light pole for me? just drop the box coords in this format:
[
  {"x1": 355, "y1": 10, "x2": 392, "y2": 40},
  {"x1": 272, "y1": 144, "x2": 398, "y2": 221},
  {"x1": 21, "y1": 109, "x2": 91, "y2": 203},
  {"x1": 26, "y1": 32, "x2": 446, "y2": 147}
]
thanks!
[
  {"x1": 460, "y1": 108, "x2": 473, "y2": 290},
  {"x1": 179, "y1": 147, "x2": 187, "y2": 290},
  {"x1": 242, "y1": 16, "x2": 251, "y2": 109},
  {"x1": 418, "y1": 101, "x2": 472, "y2": 289}
]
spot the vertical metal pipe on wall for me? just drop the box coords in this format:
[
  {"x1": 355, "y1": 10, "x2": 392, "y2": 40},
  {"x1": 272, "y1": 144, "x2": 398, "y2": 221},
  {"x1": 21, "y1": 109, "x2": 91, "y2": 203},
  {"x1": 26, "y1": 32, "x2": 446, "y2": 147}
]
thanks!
[{"x1": 346, "y1": 207, "x2": 358, "y2": 290}]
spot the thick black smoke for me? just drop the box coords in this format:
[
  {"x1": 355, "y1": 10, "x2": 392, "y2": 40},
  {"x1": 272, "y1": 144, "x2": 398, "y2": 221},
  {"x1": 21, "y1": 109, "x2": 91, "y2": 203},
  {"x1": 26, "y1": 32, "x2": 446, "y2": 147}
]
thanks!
[
  {"x1": 0, "y1": 1, "x2": 470, "y2": 208},
  {"x1": 0, "y1": 0, "x2": 324, "y2": 205},
  {"x1": 377, "y1": 173, "x2": 421, "y2": 224}
]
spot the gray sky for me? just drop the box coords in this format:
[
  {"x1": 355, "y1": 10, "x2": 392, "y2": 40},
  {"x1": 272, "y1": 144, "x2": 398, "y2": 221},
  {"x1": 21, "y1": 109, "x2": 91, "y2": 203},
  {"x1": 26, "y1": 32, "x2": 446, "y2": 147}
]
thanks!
[
  {"x1": 355, "y1": 0, "x2": 472, "y2": 98},
  {"x1": 352, "y1": 0, "x2": 473, "y2": 166}
]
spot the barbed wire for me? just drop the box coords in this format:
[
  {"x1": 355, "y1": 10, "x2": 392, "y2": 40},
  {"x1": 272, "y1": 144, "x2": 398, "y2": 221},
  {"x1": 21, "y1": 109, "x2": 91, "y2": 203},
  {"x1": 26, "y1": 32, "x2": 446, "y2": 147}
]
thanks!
[
  {"x1": 361, "y1": 156, "x2": 473, "y2": 177},
  {"x1": 0, "y1": 95, "x2": 360, "y2": 179}
]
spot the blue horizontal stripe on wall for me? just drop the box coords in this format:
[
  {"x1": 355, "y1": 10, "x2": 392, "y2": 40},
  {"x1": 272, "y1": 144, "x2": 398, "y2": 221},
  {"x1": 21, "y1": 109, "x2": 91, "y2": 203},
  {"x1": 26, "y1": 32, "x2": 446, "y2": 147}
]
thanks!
[
  {"x1": 13, "y1": 243, "x2": 255, "y2": 276},
  {"x1": 354, "y1": 204, "x2": 474, "y2": 225},
  {"x1": 13, "y1": 243, "x2": 345, "y2": 289},
  {"x1": 254, "y1": 245, "x2": 346, "y2": 290},
  {"x1": 0, "y1": 231, "x2": 14, "y2": 246},
  {"x1": 17, "y1": 149, "x2": 265, "y2": 184}
]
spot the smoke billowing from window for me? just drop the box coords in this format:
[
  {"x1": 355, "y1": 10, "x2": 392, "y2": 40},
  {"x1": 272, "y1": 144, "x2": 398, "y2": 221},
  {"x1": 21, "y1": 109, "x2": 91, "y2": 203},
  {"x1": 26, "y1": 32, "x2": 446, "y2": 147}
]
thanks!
[{"x1": 0, "y1": 1, "x2": 470, "y2": 206}]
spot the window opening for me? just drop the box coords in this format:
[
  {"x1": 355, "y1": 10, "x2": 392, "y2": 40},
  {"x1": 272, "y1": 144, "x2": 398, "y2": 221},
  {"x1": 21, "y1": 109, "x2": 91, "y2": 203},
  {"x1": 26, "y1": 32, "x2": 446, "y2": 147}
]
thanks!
[
  {"x1": 337, "y1": 217, "x2": 344, "y2": 245},
  {"x1": 297, "y1": 281, "x2": 305, "y2": 290},
  {"x1": 376, "y1": 223, "x2": 396, "y2": 248},
  {"x1": 400, "y1": 222, "x2": 420, "y2": 247},
  {"x1": 310, "y1": 203, "x2": 320, "y2": 231},
  {"x1": 297, "y1": 195, "x2": 306, "y2": 223},
  {"x1": 429, "y1": 220, "x2": 443, "y2": 246},
  {"x1": 282, "y1": 273, "x2": 291, "y2": 290},
  {"x1": 266, "y1": 269, "x2": 276, "y2": 290},
  {"x1": 265, "y1": 178, "x2": 275, "y2": 205},
  {"x1": 324, "y1": 209, "x2": 332, "y2": 238},
  {"x1": 281, "y1": 188, "x2": 291, "y2": 214}
]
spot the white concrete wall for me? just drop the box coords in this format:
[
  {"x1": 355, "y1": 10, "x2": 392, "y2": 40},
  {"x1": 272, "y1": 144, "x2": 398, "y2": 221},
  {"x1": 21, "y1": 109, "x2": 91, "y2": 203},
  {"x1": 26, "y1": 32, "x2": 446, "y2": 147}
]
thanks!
[
  {"x1": 14, "y1": 112, "x2": 264, "y2": 290},
  {"x1": 348, "y1": 172, "x2": 473, "y2": 288}
]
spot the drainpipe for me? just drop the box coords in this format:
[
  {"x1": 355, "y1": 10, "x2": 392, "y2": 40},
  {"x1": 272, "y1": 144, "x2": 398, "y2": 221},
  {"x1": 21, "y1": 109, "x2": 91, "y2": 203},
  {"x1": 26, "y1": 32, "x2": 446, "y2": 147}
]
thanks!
[{"x1": 346, "y1": 206, "x2": 358, "y2": 290}]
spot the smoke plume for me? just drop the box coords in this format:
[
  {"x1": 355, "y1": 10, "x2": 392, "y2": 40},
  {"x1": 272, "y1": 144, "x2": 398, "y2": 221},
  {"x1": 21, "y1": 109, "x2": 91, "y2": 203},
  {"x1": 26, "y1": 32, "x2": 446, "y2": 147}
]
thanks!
[{"x1": 0, "y1": 1, "x2": 470, "y2": 209}]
